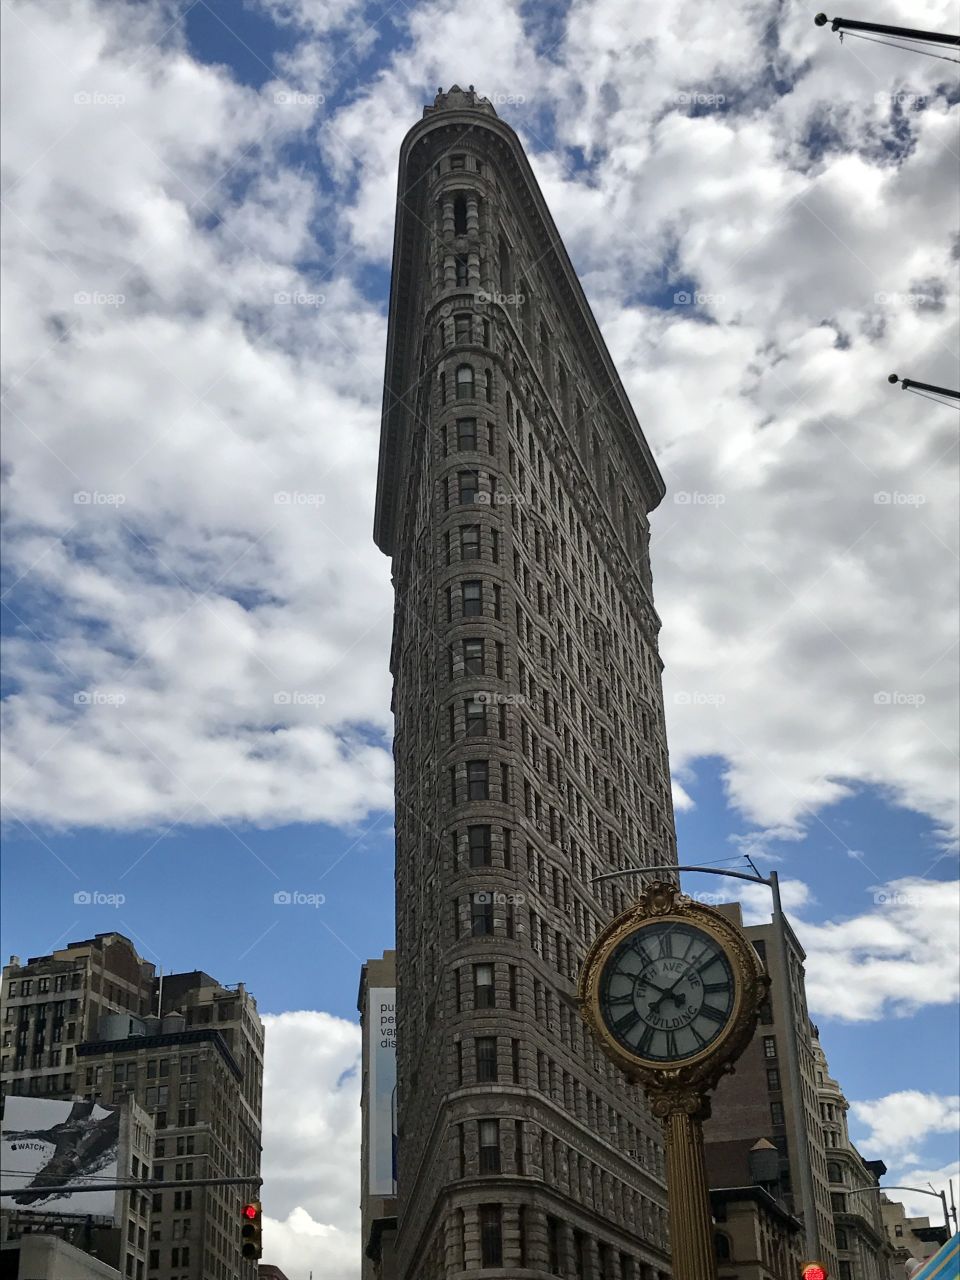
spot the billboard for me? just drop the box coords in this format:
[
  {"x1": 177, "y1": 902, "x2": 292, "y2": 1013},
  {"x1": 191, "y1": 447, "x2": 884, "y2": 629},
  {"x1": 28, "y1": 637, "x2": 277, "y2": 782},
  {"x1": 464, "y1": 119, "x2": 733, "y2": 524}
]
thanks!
[
  {"x1": 367, "y1": 987, "x2": 397, "y2": 1197},
  {"x1": 1, "y1": 1097, "x2": 120, "y2": 1216}
]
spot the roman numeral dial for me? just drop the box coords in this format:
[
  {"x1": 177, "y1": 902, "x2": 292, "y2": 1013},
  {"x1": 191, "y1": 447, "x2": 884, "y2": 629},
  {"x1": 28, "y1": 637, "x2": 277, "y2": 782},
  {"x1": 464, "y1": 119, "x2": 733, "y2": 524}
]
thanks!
[{"x1": 597, "y1": 921, "x2": 735, "y2": 1065}]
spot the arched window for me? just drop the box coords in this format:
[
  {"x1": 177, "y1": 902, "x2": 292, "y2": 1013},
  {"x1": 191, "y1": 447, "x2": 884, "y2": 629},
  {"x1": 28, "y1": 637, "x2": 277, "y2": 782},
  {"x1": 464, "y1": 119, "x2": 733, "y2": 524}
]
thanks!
[
  {"x1": 456, "y1": 364, "x2": 474, "y2": 400},
  {"x1": 827, "y1": 1161, "x2": 843, "y2": 1184},
  {"x1": 715, "y1": 1233, "x2": 732, "y2": 1261},
  {"x1": 453, "y1": 195, "x2": 467, "y2": 236}
]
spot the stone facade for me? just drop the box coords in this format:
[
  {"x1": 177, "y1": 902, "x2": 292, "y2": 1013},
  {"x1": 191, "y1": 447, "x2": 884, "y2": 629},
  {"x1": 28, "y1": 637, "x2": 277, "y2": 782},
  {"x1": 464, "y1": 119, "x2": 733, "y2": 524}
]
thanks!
[
  {"x1": 375, "y1": 86, "x2": 677, "y2": 1280},
  {"x1": 710, "y1": 1186, "x2": 805, "y2": 1280},
  {"x1": 813, "y1": 1031, "x2": 896, "y2": 1280}
]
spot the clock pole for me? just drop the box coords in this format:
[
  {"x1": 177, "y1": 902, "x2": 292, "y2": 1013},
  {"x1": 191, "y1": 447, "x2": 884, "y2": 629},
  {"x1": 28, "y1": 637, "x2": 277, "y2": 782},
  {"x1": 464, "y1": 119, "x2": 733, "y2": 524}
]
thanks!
[{"x1": 649, "y1": 1086, "x2": 718, "y2": 1280}]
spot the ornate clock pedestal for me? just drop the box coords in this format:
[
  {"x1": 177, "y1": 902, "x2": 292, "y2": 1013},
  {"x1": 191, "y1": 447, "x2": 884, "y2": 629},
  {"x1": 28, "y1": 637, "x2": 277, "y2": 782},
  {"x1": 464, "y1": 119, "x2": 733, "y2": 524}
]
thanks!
[
  {"x1": 649, "y1": 1085, "x2": 718, "y2": 1280},
  {"x1": 578, "y1": 882, "x2": 769, "y2": 1280}
]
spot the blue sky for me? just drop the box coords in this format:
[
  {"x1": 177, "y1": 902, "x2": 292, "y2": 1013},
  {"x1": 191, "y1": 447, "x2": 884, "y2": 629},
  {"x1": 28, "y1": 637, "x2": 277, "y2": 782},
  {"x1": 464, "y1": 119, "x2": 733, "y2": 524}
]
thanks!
[{"x1": 1, "y1": 0, "x2": 958, "y2": 1272}]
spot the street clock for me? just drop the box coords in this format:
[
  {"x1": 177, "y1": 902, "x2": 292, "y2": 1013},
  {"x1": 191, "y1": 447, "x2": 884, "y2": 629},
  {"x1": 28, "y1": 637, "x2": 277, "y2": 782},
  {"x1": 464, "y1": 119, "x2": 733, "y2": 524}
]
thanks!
[{"x1": 578, "y1": 881, "x2": 768, "y2": 1104}]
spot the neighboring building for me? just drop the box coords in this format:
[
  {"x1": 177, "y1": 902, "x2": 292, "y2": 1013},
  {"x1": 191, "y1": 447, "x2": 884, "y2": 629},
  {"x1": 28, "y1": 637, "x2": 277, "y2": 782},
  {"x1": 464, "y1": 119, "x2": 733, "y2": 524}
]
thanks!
[
  {"x1": 881, "y1": 1196, "x2": 949, "y2": 1268},
  {"x1": 0, "y1": 939, "x2": 264, "y2": 1280},
  {"x1": 375, "y1": 84, "x2": 676, "y2": 1280},
  {"x1": 358, "y1": 952, "x2": 397, "y2": 1280},
  {"x1": 1, "y1": 935, "x2": 156, "y2": 1097},
  {"x1": 257, "y1": 1266, "x2": 291, "y2": 1280},
  {"x1": 710, "y1": 1184, "x2": 805, "y2": 1280},
  {"x1": 812, "y1": 1029, "x2": 897, "y2": 1280},
  {"x1": 0, "y1": 1232, "x2": 123, "y2": 1278},
  {"x1": 706, "y1": 904, "x2": 839, "y2": 1273}
]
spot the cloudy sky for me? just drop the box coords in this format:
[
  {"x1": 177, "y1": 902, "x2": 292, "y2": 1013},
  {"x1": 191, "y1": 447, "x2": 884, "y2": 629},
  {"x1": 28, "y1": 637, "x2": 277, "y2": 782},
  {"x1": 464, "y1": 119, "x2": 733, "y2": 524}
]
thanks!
[{"x1": 1, "y1": 0, "x2": 958, "y2": 1273}]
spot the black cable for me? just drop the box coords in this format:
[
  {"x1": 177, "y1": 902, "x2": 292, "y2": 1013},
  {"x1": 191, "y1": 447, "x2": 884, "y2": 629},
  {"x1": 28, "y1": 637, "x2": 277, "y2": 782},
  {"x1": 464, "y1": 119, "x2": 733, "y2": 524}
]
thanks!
[
  {"x1": 842, "y1": 30, "x2": 960, "y2": 63},
  {"x1": 904, "y1": 386, "x2": 960, "y2": 410}
]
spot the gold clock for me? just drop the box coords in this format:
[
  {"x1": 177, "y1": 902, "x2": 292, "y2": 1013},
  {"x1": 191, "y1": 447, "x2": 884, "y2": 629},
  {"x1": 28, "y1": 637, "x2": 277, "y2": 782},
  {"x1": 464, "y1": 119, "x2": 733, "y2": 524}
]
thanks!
[{"x1": 578, "y1": 881, "x2": 768, "y2": 1094}]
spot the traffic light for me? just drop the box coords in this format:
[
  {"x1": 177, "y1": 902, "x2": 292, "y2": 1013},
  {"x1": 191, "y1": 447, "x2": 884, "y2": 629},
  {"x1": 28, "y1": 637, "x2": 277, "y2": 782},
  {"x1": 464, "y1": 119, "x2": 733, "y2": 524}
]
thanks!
[
  {"x1": 241, "y1": 1201, "x2": 262, "y2": 1260},
  {"x1": 801, "y1": 1265, "x2": 828, "y2": 1280}
]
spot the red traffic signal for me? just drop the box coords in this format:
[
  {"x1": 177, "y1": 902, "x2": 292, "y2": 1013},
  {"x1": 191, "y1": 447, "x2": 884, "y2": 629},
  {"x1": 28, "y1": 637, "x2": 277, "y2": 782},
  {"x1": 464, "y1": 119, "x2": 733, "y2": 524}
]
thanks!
[
  {"x1": 241, "y1": 1200, "x2": 262, "y2": 1260},
  {"x1": 801, "y1": 1266, "x2": 828, "y2": 1280}
]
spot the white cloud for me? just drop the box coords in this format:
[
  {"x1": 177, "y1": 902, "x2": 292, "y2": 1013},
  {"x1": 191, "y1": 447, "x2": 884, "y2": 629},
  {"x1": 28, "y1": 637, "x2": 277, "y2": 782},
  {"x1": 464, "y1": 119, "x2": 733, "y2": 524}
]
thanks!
[
  {"x1": 260, "y1": 1011, "x2": 361, "y2": 1278},
  {"x1": 1, "y1": 0, "x2": 956, "y2": 851},
  {"x1": 851, "y1": 1090, "x2": 960, "y2": 1158}
]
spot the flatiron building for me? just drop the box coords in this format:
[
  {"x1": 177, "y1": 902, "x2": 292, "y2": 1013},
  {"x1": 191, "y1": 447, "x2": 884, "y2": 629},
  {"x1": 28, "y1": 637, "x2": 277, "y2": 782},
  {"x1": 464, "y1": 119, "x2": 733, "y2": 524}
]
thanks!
[{"x1": 375, "y1": 85, "x2": 677, "y2": 1280}]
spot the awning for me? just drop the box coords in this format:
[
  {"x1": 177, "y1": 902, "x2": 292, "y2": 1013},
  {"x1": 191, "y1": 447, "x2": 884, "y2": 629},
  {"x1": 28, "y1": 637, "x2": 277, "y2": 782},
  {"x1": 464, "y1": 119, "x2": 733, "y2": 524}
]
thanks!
[{"x1": 912, "y1": 1232, "x2": 960, "y2": 1280}]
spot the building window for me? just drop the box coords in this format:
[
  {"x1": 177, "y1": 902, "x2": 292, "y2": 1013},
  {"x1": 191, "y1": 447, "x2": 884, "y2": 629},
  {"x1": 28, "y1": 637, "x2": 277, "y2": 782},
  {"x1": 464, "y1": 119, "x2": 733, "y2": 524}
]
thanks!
[
  {"x1": 839, "y1": 1264, "x2": 852, "y2": 1280},
  {"x1": 472, "y1": 894, "x2": 494, "y2": 936},
  {"x1": 770, "y1": 1101, "x2": 785, "y2": 1126},
  {"x1": 758, "y1": 1001, "x2": 773, "y2": 1024},
  {"x1": 763, "y1": 1036, "x2": 777, "y2": 1058},
  {"x1": 715, "y1": 1233, "x2": 732, "y2": 1261},
  {"x1": 462, "y1": 581, "x2": 482, "y2": 617},
  {"x1": 479, "y1": 1120, "x2": 500, "y2": 1172},
  {"x1": 827, "y1": 1162, "x2": 843, "y2": 1183},
  {"x1": 479, "y1": 1204, "x2": 503, "y2": 1266},
  {"x1": 474, "y1": 964, "x2": 495, "y2": 1007},
  {"x1": 455, "y1": 256, "x2": 469, "y2": 287},
  {"x1": 465, "y1": 697, "x2": 487, "y2": 737},
  {"x1": 454, "y1": 311, "x2": 470, "y2": 341},
  {"x1": 457, "y1": 418, "x2": 478, "y2": 450},
  {"x1": 459, "y1": 470, "x2": 479, "y2": 503},
  {"x1": 450, "y1": 154, "x2": 465, "y2": 170},
  {"x1": 766, "y1": 1068, "x2": 781, "y2": 1090},
  {"x1": 831, "y1": 1192, "x2": 846, "y2": 1213},
  {"x1": 547, "y1": 1216, "x2": 561, "y2": 1274},
  {"x1": 467, "y1": 760, "x2": 489, "y2": 799},
  {"x1": 463, "y1": 638, "x2": 484, "y2": 675},
  {"x1": 484, "y1": 368, "x2": 493, "y2": 403},
  {"x1": 836, "y1": 1226, "x2": 849, "y2": 1248},
  {"x1": 468, "y1": 825, "x2": 492, "y2": 866},
  {"x1": 476, "y1": 1038, "x2": 498, "y2": 1082},
  {"x1": 456, "y1": 363, "x2": 474, "y2": 398},
  {"x1": 460, "y1": 525, "x2": 481, "y2": 560}
]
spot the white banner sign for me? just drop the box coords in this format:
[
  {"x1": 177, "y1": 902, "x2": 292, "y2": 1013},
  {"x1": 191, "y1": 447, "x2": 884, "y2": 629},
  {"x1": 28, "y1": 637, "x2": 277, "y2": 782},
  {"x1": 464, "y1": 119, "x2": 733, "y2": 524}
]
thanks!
[
  {"x1": 368, "y1": 987, "x2": 396, "y2": 1197},
  {"x1": 1, "y1": 1097, "x2": 120, "y2": 1217}
]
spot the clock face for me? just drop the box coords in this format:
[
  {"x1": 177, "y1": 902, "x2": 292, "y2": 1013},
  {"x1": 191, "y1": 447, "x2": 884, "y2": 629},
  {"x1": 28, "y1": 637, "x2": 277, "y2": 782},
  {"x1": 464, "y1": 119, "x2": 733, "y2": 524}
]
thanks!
[{"x1": 597, "y1": 920, "x2": 736, "y2": 1064}]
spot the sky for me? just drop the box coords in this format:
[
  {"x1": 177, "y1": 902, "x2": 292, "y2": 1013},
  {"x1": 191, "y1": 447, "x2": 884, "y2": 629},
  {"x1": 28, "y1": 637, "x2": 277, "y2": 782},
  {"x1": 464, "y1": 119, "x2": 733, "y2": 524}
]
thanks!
[{"x1": 1, "y1": 0, "x2": 958, "y2": 1275}]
